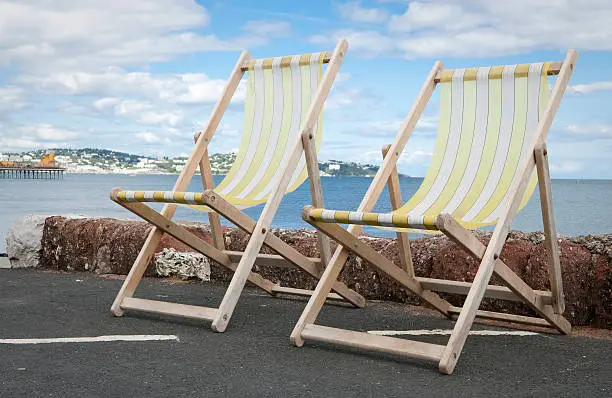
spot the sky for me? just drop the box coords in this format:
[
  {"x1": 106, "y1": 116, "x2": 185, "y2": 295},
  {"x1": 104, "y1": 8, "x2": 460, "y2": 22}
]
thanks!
[{"x1": 0, "y1": 0, "x2": 611, "y2": 179}]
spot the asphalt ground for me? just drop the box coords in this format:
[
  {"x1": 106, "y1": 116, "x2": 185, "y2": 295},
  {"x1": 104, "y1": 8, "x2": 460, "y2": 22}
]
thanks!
[{"x1": 1, "y1": 269, "x2": 610, "y2": 397}]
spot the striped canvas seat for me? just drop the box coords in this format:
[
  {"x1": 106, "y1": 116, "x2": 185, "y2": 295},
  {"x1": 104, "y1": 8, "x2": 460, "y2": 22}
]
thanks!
[
  {"x1": 116, "y1": 52, "x2": 326, "y2": 210},
  {"x1": 310, "y1": 62, "x2": 551, "y2": 231}
]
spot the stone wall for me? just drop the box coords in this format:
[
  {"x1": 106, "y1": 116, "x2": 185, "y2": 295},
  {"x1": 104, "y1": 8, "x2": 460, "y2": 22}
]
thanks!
[{"x1": 14, "y1": 216, "x2": 611, "y2": 328}]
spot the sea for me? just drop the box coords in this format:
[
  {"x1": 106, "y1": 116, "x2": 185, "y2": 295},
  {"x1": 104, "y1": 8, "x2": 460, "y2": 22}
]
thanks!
[{"x1": 1, "y1": 174, "x2": 611, "y2": 253}]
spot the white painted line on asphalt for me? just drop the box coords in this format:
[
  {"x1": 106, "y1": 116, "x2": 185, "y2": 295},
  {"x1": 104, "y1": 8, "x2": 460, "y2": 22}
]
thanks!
[
  {"x1": 367, "y1": 329, "x2": 539, "y2": 336},
  {"x1": 0, "y1": 335, "x2": 180, "y2": 344}
]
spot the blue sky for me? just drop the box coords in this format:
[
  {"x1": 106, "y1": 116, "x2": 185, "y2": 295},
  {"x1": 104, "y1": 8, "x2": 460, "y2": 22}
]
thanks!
[{"x1": 0, "y1": 0, "x2": 611, "y2": 179}]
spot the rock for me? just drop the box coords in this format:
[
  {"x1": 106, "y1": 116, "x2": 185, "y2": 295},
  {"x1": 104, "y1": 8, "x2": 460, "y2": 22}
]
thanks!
[
  {"x1": 155, "y1": 248, "x2": 211, "y2": 281},
  {"x1": 6, "y1": 214, "x2": 47, "y2": 268},
  {"x1": 39, "y1": 216, "x2": 215, "y2": 275},
  {"x1": 6, "y1": 214, "x2": 611, "y2": 329}
]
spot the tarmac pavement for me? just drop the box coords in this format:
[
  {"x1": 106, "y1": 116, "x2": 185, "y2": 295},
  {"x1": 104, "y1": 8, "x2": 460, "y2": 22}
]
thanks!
[{"x1": 1, "y1": 269, "x2": 610, "y2": 397}]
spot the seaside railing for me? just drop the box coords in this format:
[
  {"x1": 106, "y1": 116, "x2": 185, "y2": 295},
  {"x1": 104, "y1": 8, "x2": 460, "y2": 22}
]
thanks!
[{"x1": 0, "y1": 166, "x2": 65, "y2": 180}]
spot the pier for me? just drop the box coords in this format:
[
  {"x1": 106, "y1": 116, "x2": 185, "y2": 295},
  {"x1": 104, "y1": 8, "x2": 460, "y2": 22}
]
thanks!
[{"x1": 0, "y1": 167, "x2": 65, "y2": 179}]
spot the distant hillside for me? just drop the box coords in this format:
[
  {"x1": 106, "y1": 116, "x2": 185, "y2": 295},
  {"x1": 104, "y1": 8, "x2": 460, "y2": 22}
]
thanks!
[
  {"x1": 320, "y1": 160, "x2": 379, "y2": 177},
  {"x1": 0, "y1": 148, "x2": 388, "y2": 176}
]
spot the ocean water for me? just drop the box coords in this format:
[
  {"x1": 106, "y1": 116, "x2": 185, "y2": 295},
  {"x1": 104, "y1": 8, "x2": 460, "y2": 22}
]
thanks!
[{"x1": 1, "y1": 174, "x2": 611, "y2": 252}]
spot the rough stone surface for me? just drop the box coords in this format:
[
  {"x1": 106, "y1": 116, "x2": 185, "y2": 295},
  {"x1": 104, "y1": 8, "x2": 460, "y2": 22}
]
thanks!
[
  {"x1": 155, "y1": 248, "x2": 211, "y2": 281},
  {"x1": 40, "y1": 216, "x2": 214, "y2": 275},
  {"x1": 6, "y1": 214, "x2": 48, "y2": 268},
  {"x1": 31, "y1": 216, "x2": 612, "y2": 329}
]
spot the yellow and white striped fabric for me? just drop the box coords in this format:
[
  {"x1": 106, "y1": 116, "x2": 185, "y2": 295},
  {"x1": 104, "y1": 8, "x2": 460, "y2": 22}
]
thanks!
[
  {"x1": 116, "y1": 191, "x2": 207, "y2": 205},
  {"x1": 309, "y1": 208, "x2": 439, "y2": 231},
  {"x1": 310, "y1": 62, "x2": 550, "y2": 231},
  {"x1": 116, "y1": 52, "x2": 326, "y2": 211}
]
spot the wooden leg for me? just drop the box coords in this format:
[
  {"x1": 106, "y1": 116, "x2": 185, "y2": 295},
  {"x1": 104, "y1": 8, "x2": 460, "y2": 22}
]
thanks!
[
  {"x1": 382, "y1": 144, "x2": 414, "y2": 276},
  {"x1": 291, "y1": 236, "x2": 354, "y2": 346},
  {"x1": 535, "y1": 145, "x2": 565, "y2": 314},
  {"x1": 302, "y1": 133, "x2": 332, "y2": 272},
  {"x1": 110, "y1": 226, "x2": 165, "y2": 316},
  {"x1": 198, "y1": 145, "x2": 225, "y2": 251},
  {"x1": 110, "y1": 188, "x2": 180, "y2": 316},
  {"x1": 439, "y1": 250, "x2": 497, "y2": 374}
]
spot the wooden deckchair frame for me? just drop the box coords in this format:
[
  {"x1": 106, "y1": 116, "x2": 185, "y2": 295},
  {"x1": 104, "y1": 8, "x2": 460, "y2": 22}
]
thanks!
[
  {"x1": 110, "y1": 39, "x2": 365, "y2": 333},
  {"x1": 290, "y1": 50, "x2": 577, "y2": 374}
]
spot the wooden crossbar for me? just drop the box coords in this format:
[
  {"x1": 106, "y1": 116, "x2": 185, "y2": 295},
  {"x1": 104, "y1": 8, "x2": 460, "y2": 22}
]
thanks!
[
  {"x1": 302, "y1": 324, "x2": 445, "y2": 362},
  {"x1": 434, "y1": 61, "x2": 563, "y2": 83},
  {"x1": 224, "y1": 251, "x2": 322, "y2": 269},
  {"x1": 416, "y1": 277, "x2": 553, "y2": 304},
  {"x1": 447, "y1": 306, "x2": 551, "y2": 328},
  {"x1": 241, "y1": 52, "x2": 332, "y2": 70},
  {"x1": 121, "y1": 297, "x2": 218, "y2": 321},
  {"x1": 271, "y1": 286, "x2": 343, "y2": 300}
]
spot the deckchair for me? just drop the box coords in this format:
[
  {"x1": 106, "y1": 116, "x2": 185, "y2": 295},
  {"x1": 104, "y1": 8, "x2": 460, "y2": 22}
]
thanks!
[
  {"x1": 291, "y1": 50, "x2": 578, "y2": 374},
  {"x1": 109, "y1": 39, "x2": 365, "y2": 333}
]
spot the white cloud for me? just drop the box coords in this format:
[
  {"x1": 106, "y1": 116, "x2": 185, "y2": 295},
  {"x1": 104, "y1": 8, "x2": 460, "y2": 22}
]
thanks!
[
  {"x1": 398, "y1": 150, "x2": 432, "y2": 165},
  {"x1": 113, "y1": 100, "x2": 154, "y2": 115},
  {"x1": 18, "y1": 124, "x2": 79, "y2": 141},
  {"x1": 388, "y1": 2, "x2": 482, "y2": 32},
  {"x1": 357, "y1": 115, "x2": 438, "y2": 136},
  {"x1": 0, "y1": 124, "x2": 79, "y2": 151},
  {"x1": 564, "y1": 124, "x2": 612, "y2": 140},
  {"x1": 177, "y1": 74, "x2": 235, "y2": 104},
  {"x1": 0, "y1": 1, "x2": 291, "y2": 75},
  {"x1": 319, "y1": 0, "x2": 612, "y2": 58},
  {"x1": 337, "y1": 2, "x2": 389, "y2": 23},
  {"x1": 568, "y1": 81, "x2": 612, "y2": 95},
  {"x1": 326, "y1": 73, "x2": 386, "y2": 111},
  {"x1": 0, "y1": 87, "x2": 27, "y2": 114},
  {"x1": 242, "y1": 20, "x2": 291, "y2": 37},
  {"x1": 20, "y1": 68, "x2": 244, "y2": 105},
  {"x1": 549, "y1": 160, "x2": 584, "y2": 174},
  {"x1": 327, "y1": 87, "x2": 362, "y2": 110},
  {"x1": 135, "y1": 131, "x2": 167, "y2": 144},
  {"x1": 91, "y1": 98, "x2": 184, "y2": 127},
  {"x1": 93, "y1": 97, "x2": 121, "y2": 111},
  {"x1": 311, "y1": 30, "x2": 395, "y2": 57},
  {"x1": 138, "y1": 111, "x2": 183, "y2": 127},
  {"x1": 0, "y1": 1, "x2": 207, "y2": 72}
]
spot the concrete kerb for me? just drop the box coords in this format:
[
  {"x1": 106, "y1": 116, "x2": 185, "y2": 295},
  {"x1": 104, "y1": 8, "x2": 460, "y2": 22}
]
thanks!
[{"x1": 0, "y1": 256, "x2": 10, "y2": 269}]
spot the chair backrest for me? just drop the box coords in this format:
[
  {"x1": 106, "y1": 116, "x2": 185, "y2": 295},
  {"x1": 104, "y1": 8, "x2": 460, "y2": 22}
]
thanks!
[
  {"x1": 214, "y1": 52, "x2": 326, "y2": 207},
  {"x1": 397, "y1": 62, "x2": 551, "y2": 228}
]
